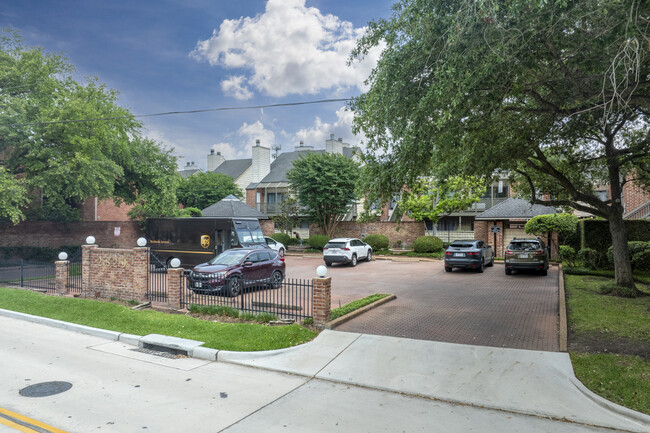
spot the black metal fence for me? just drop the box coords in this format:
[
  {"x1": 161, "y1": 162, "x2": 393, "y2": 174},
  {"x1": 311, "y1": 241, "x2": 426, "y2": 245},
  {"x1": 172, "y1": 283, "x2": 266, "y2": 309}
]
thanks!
[
  {"x1": 67, "y1": 247, "x2": 82, "y2": 294},
  {"x1": 180, "y1": 273, "x2": 313, "y2": 320},
  {"x1": 147, "y1": 251, "x2": 168, "y2": 302},
  {"x1": 0, "y1": 259, "x2": 56, "y2": 293}
]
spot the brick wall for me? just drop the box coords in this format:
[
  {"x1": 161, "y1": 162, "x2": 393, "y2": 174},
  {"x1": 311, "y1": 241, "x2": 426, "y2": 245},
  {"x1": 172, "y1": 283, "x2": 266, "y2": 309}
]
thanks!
[
  {"x1": 309, "y1": 221, "x2": 425, "y2": 247},
  {"x1": 79, "y1": 198, "x2": 134, "y2": 221},
  {"x1": 82, "y1": 245, "x2": 148, "y2": 302},
  {"x1": 260, "y1": 219, "x2": 275, "y2": 236},
  {"x1": 0, "y1": 221, "x2": 143, "y2": 249},
  {"x1": 312, "y1": 276, "x2": 331, "y2": 327},
  {"x1": 624, "y1": 180, "x2": 650, "y2": 215},
  {"x1": 245, "y1": 189, "x2": 257, "y2": 208}
]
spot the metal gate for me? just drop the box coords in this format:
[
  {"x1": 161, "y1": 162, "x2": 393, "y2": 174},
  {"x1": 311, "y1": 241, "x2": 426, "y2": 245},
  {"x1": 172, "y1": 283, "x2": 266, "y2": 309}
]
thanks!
[
  {"x1": 0, "y1": 258, "x2": 56, "y2": 293},
  {"x1": 67, "y1": 247, "x2": 82, "y2": 294},
  {"x1": 147, "y1": 251, "x2": 168, "y2": 302}
]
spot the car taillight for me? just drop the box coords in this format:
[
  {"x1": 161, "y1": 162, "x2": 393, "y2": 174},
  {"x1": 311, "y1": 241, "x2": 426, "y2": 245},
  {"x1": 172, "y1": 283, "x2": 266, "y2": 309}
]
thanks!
[
  {"x1": 506, "y1": 251, "x2": 514, "y2": 255},
  {"x1": 343, "y1": 247, "x2": 350, "y2": 251},
  {"x1": 467, "y1": 252, "x2": 479, "y2": 255},
  {"x1": 280, "y1": 257, "x2": 285, "y2": 262},
  {"x1": 534, "y1": 250, "x2": 544, "y2": 255},
  {"x1": 323, "y1": 247, "x2": 328, "y2": 250},
  {"x1": 445, "y1": 251, "x2": 452, "y2": 255}
]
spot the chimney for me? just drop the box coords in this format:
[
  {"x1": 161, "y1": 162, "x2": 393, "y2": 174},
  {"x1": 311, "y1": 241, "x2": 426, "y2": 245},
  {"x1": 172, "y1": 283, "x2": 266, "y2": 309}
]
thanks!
[
  {"x1": 326, "y1": 133, "x2": 343, "y2": 154},
  {"x1": 186, "y1": 162, "x2": 190, "y2": 167},
  {"x1": 295, "y1": 140, "x2": 314, "y2": 151},
  {"x1": 207, "y1": 148, "x2": 226, "y2": 171},
  {"x1": 251, "y1": 140, "x2": 271, "y2": 183}
]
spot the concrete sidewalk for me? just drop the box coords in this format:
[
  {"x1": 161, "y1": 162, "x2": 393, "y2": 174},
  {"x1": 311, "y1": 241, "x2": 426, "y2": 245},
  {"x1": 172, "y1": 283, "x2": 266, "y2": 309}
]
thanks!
[{"x1": 1, "y1": 308, "x2": 648, "y2": 432}]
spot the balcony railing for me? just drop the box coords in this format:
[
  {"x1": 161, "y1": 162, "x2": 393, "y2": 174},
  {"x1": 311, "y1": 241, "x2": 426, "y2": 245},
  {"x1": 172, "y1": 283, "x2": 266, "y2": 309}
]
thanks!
[{"x1": 257, "y1": 202, "x2": 280, "y2": 215}]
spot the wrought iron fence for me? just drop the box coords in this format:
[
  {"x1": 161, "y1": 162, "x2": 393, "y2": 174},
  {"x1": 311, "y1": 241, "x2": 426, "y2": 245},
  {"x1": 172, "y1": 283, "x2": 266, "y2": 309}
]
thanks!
[
  {"x1": 147, "y1": 251, "x2": 168, "y2": 302},
  {"x1": 180, "y1": 273, "x2": 312, "y2": 320},
  {"x1": 0, "y1": 259, "x2": 56, "y2": 293},
  {"x1": 67, "y1": 247, "x2": 83, "y2": 294}
]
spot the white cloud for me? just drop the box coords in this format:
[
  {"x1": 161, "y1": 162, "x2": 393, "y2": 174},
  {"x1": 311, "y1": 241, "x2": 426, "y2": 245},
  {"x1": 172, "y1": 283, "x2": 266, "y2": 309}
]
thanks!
[
  {"x1": 294, "y1": 105, "x2": 366, "y2": 148},
  {"x1": 221, "y1": 75, "x2": 253, "y2": 100},
  {"x1": 211, "y1": 142, "x2": 247, "y2": 160},
  {"x1": 237, "y1": 120, "x2": 276, "y2": 150},
  {"x1": 191, "y1": 0, "x2": 381, "y2": 98}
]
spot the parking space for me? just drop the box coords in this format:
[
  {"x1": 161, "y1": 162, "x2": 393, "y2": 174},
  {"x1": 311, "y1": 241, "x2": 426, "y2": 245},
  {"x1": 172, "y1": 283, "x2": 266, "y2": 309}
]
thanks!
[{"x1": 284, "y1": 255, "x2": 560, "y2": 352}]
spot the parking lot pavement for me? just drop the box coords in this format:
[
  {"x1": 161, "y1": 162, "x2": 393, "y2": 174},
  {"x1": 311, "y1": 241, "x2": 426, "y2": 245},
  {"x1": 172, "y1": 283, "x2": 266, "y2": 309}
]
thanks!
[{"x1": 284, "y1": 256, "x2": 560, "y2": 352}]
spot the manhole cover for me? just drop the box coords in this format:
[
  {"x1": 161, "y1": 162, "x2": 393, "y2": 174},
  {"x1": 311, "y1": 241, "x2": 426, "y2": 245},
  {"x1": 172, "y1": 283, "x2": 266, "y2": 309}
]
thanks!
[{"x1": 19, "y1": 381, "x2": 72, "y2": 397}]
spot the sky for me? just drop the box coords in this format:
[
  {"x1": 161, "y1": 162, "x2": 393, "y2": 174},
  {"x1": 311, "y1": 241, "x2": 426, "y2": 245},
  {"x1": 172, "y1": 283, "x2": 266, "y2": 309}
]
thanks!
[{"x1": 1, "y1": 0, "x2": 395, "y2": 170}]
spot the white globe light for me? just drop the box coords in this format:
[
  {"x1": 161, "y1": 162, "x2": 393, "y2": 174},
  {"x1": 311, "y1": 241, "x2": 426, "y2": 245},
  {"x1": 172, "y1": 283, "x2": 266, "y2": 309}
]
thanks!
[
  {"x1": 58, "y1": 252, "x2": 68, "y2": 261},
  {"x1": 316, "y1": 265, "x2": 327, "y2": 278},
  {"x1": 86, "y1": 236, "x2": 95, "y2": 245},
  {"x1": 137, "y1": 237, "x2": 147, "y2": 247},
  {"x1": 170, "y1": 258, "x2": 181, "y2": 268}
]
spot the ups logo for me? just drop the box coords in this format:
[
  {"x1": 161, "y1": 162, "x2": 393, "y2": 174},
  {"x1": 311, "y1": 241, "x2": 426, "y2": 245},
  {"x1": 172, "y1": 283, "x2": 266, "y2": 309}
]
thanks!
[{"x1": 200, "y1": 235, "x2": 210, "y2": 249}]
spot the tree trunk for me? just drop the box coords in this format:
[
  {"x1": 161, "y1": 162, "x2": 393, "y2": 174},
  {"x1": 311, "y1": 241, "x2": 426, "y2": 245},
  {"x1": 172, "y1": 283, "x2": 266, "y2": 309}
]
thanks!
[{"x1": 607, "y1": 210, "x2": 636, "y2": 289}]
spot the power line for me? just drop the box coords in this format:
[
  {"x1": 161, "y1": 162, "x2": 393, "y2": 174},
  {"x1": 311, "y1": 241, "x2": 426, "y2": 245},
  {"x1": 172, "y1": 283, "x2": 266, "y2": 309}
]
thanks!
[{"x1": 0, "y1": 98, "x2": 353, "y2": 127}]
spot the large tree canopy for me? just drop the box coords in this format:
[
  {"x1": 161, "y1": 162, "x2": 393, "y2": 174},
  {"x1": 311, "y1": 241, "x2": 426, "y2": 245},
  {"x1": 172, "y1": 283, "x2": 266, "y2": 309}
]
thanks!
[
  {"x1": 176, "y1": 171, "x2": 243, "y2": 210},
  {"x1": 287, "y1": 152, "x2": 359, "y2": 238},
  {"x1": 351, "y1": 0, "x2": 650, "y2": 290},
  {"x1": 0, "y1": 30, "x2": 180, "y2": 222}
]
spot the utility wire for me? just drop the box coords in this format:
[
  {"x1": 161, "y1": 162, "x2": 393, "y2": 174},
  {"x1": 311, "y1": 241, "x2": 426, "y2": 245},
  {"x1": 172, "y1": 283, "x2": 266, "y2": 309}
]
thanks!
[{"x1": 0, "y1": 98, "x2": 353, "y2": 127}]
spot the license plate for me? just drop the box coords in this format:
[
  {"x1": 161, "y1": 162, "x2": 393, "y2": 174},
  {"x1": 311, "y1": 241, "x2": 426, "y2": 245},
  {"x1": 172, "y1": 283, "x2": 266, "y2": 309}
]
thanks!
[
  {"x1": 520, "y1": 253, "x2": 529, "y2": 259},
  {"x1": 193, "y1": 282, "x2": 202, "y2": 288},
  {"x1": 453, "y1": 253, "x2": 464, "y2": 257}
]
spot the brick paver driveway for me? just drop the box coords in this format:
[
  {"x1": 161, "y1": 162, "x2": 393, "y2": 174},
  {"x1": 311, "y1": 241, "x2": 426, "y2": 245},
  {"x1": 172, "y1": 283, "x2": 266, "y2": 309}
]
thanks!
[{"x1": 285, "y1": 255, "x2": 560, "y2": 351}]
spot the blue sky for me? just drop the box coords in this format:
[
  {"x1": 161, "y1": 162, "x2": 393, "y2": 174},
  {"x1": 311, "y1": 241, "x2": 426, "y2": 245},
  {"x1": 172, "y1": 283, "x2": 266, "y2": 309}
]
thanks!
[{"x1": 1, "y1": 0, "x2": 394, "y2": 169}]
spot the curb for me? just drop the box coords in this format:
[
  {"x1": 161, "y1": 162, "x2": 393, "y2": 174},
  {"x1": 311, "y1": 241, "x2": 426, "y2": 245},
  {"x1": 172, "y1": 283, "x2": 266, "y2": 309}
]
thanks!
[
  {"x1": 558, "y1": 263, "x2": 568, "y2": 352},
  {"x1": 326, "y1": 294, "x2": 397, "y2": 329}
]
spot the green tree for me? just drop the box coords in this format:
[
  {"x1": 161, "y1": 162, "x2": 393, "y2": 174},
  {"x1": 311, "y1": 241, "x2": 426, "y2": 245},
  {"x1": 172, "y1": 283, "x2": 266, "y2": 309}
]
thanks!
[
  {"x1": 351, "y1": 0, "x2": 650, "y2": 291},
  {"x1": 0, "y1": 30, "x2": 180, "y2": 222},
  {"x1": 398, "y1": 175, "x2": 485, "y2": 223},
  {"x1": 287, "y1": 152, "x2": 359, "y2": 238},
  {"x1": 176, "y1": 171, "x2": 243, "y2": 211},
  {"x1": 0, "y1": 166, "x2": 29, "y2": 224},
  {"x1": 525, "y1": 213, "x2": 579, "y2": 252},
  {"x1": 272, "y1": 190, "x2": 301, "y2": 234}
]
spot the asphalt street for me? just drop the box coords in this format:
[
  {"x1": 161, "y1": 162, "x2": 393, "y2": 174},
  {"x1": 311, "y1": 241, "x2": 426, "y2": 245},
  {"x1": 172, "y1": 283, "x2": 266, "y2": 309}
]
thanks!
[{"x1": 0, "y1": 313, "x2": 648, "y2": 433}]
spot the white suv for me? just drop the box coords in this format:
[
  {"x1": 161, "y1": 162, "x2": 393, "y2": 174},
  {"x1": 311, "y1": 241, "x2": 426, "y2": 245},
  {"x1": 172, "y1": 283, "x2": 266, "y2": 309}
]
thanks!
[
  {"x1": 264, "y1": 236, "x2": 286, "y2": 257},
  {"x1": 323, "y1": 238, "x2": 372, "y2": 267}
]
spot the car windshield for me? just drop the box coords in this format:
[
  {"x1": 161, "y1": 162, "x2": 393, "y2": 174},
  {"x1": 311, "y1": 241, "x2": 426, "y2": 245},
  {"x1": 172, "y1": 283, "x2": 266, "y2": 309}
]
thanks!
[
  {"x1": 325, "y1": 242, "x2": 346, "y2": 249},
  {"x1": 234, "y1": 220, "x2": 265, "y2": 244},
  {"x1": 509, "y1": 242, "x2": 541, "y2": 251},
  {"x1": 208, "y1": 250, "x2": 248, "y2": 266}
]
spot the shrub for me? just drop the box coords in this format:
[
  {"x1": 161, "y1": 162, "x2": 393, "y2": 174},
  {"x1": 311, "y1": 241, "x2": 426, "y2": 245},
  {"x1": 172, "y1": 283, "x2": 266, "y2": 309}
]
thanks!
[
  {"x1": 413, "y1": 236, "x2": 444, "y2": 253},
  {"x1": 285, "y1": 237, "x2": 301, "y2": 246},
  {"x1": 631, "y1": 250, "x2": 650, "y2": 272},
  {"x1": 307, "y1": 235, "x2": 329, "y2": 250},
  {"x1": 559, "y1": 245, "x2": 576, "y2": 267},
  {"x1": 577, "y1": 248, "x2": 605, "y2": 270},
  {"x1": 606, "y1": 241, "x2": 650, "y2": 268},
  {"x1": 579, "y1": 219, "x2": 650, "y2": 251},
  {"x1": 270, "y1": 232, "x2": 291, "y2": 245},
  {"x1": 363, "y1": 234, "x2": 389, "y2": 251},
  {"x1": 598, "y1": 282, "x2": 639, "y2": 298}
]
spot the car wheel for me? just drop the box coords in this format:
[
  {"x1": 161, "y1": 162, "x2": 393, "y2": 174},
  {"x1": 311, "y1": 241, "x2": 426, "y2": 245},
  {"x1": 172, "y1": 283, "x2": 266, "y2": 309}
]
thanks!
[
  {"x1": 278, "y1": 248, "x2": 285, "y2": 257},
  {"x1": 445, "y1": 266, "x2": 452, "y2": 272},
  {"x1": 270, "y1": 270, "x2": 283, "y2": 289},
  {"x1": 325, "y1": 261, "x2": 332, "y2": 267},
  {"x1": 227, "y1": 276, "x2": 242, "y2": 297},
  {"x1": 540, "y1": 269, "x2": 548, "y2": 276},
  {"x1": 476, "y1": 259, "x2": 485, "y2": 273},
  {"x1": 505, "y1": 268, "x2": 512, "y2": 275},
  {"x1": 366, "y1": 250, "x2": 372, "y2": 261},
  {"x1": 350, "y1": 254, "x2": 357, "y2": 267}
]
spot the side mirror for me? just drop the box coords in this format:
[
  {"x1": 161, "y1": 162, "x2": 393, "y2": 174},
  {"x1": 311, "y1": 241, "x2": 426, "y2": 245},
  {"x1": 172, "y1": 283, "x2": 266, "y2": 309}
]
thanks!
[{"x1": 243, "y1": 261, "x2": 253, "y2": 267}]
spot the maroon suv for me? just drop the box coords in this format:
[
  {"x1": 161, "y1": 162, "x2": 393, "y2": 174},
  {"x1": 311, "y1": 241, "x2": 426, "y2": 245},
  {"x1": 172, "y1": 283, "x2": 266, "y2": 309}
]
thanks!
[{"x1": 188, "y1": 247, "x2": 285, "y2": 297}]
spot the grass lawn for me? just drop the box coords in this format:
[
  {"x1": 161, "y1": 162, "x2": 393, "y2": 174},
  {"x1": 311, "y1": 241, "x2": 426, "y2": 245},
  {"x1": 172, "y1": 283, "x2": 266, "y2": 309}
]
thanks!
[
  {"x1": 0, "y1": 287, "x2": 317, "y2": 352},
  {"x1": 330, "y1": 293, "x2": 390, "y2": 320},
  {"x1": 565, "y1": 274, "x2": 650, "y2": 415}
]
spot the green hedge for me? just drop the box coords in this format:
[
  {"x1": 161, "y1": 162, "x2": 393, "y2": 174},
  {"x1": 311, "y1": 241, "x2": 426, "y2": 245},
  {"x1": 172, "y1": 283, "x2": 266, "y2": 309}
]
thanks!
[
  {"x1": 413, "y1": 236, "x2": 444, "y2": 253},
  {"x1": 362, "y1": 234, "x2": 389, "y2": 251},
  {"x1": 270, "y1": 233, "x2": 291, "y2": 245},
  {"x1": 0, "y1": 245, "x2": 81, "y2": 262},
  {"x1": 307, "y1": 235, "x2": 329, "y2": 250},
  {"x1": 579, "y1": 219, "x2": 650, "y2": 251}
]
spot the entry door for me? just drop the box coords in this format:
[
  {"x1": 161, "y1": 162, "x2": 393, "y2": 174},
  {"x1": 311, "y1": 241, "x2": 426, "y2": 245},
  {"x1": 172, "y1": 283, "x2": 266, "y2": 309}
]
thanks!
[{"x1": 215, "y1": 230, "x2": 223, "y2": 254}]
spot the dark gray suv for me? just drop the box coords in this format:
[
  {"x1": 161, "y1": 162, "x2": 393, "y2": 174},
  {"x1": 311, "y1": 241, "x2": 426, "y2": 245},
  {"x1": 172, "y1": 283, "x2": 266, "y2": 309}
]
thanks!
[{"x1": 504, "y1": 238, "x2": 549, "y2": 276}]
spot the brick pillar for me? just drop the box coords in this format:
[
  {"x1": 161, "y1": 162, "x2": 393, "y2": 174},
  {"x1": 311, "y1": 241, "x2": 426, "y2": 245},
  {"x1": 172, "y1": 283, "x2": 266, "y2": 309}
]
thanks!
[
  {"x1": 312, "y1": 277, "x2": 331, "y2": 327},
  {"x1": 166, "y1": 267, "x2": 184, "y2": 310},
  {"x1": 55, "y1": 260, "x2": 69, "y2": 295},
  {"x1": 132, "y1": 247, "x2": 149, "y2": 301},
  {"x1": 81, "y1": 244, "x2": 98, "y2": 296}
]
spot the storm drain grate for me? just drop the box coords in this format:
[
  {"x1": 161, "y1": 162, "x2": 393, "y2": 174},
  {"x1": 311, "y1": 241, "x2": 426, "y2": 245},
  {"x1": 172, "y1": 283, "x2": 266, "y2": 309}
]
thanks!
[
  {"x1": 19, "y1": 381, "x2": 72, "y2": 397},
  {"x1": 132, "y1": 347, "x2": 187, "y2": 359}
]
